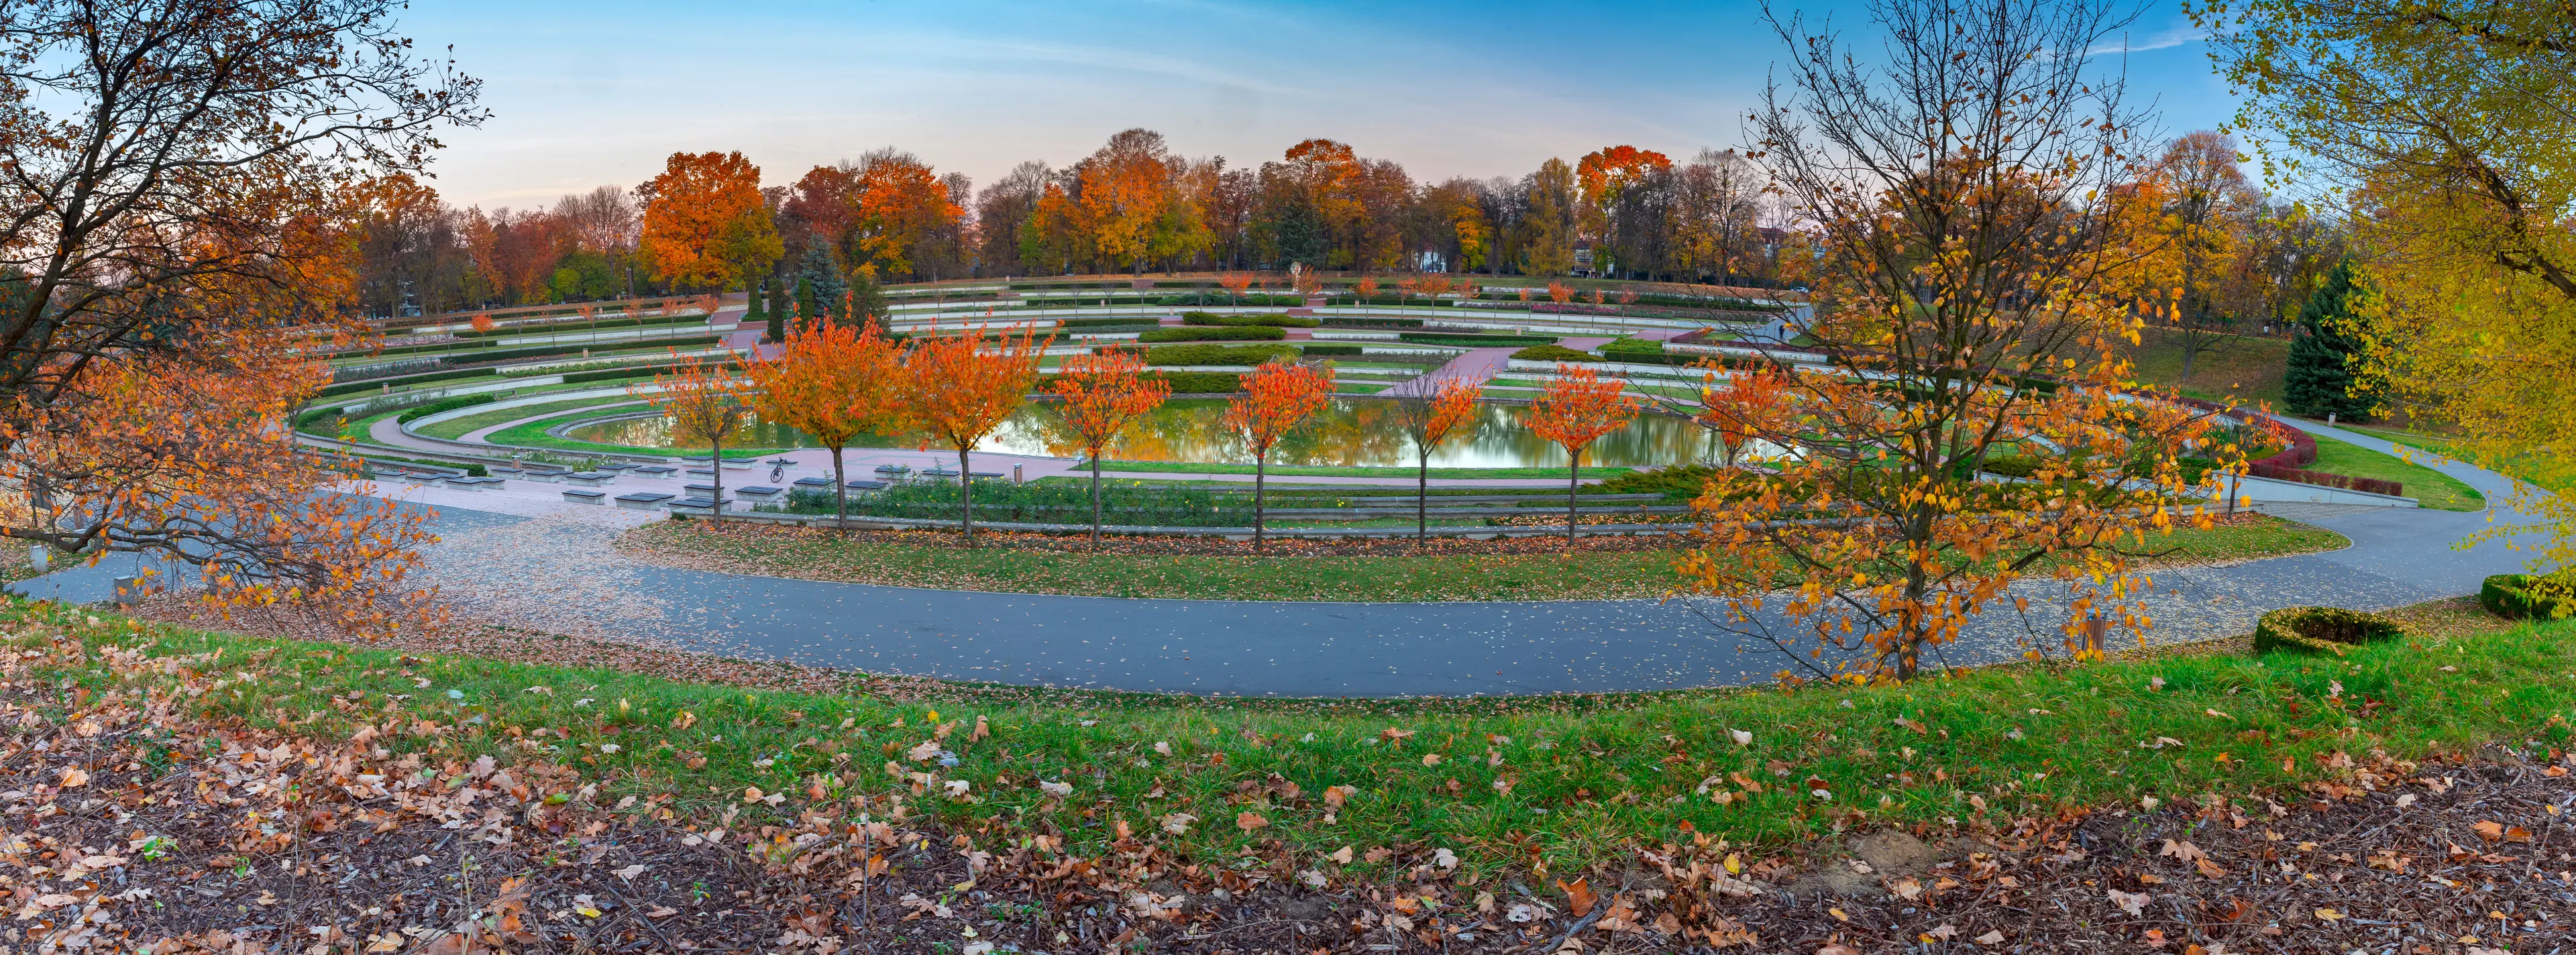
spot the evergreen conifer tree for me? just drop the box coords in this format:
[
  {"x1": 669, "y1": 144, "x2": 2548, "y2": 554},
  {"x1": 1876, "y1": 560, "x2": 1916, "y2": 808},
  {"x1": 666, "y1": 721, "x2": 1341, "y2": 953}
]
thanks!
[
  {"x1": 796, "y1": 244, "x2": 847, "y2": 325},
  {"x1": 794, "y1": 275, "x2": 816, "y2": 332},
  {"x1": 848, "y1": 264, "x2": 890, "y2": 331},
  {"x1": 758, "y1": 278, "x2": 784, "y2": 343},
  {"x1": 2283, "y1": 260, "x2": 2373, "y2": 420}
]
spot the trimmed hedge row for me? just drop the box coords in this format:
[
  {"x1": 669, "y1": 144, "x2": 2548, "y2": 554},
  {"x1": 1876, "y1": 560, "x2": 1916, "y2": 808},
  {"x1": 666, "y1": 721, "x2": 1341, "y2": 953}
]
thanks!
[
  {"x1": 315, "y1": 366, "x2": 498, "y2": 398},
  {"x1": 1322, "y1": 317, "x2": 1424, "y2": 329},
  {"x1": 1512, "y1": 344, "x2": 1597, "y2": 361},
  {"x1": 1138, "y1": 326, "x2": 1285, "y2": 343},
  {"x1": 452, "y1": 314, "x2": 701, "y2": 338},
  {"x1": 1141, "y1": 370, "x2": 1242, "y2": 393},
  {"x1": 2480, "y1": 573, "x2": 2576, "y2": 620},
  {"x1": 2249, "y1": 463, "x2": 2402, "y2": 498},
  {"x1": 1399, "y1": 331, "x2": 1560, "y2": 347},
  {"x1": 1059, "y1": 317, "x2": 1161, "y2": 329},
  {"x1": 1180, "y1": 311, "x2": 1322, "y2": 328},
  {"x1": 1299, "y1": 343, "x2": 1364, "y2": 357},
  {"x1": 2252, "y1": 606, "x2": 2406, "y2": 656},
  {"x1": 561, "y1": 362, "x2": 736, "y2": 385},
  {"x1": 1144, "y1": 343, "x2": 1301, "y2": 367}
]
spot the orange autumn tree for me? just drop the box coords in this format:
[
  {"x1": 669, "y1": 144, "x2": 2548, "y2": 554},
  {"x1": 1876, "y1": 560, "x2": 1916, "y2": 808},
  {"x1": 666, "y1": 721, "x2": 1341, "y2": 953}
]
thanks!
[
  {"x1": 1696, "y1": 362, "x2": 1794, "y2": 467},
  {"x1": 468, "y1": 312, "x2": 494, "y2": 335},
  {"x1": 633, "y1": 353, "x2": 753, "y2": 522},
  {"x1": 904, "y1": 325, "x2": 1051, "y2": 545},
  {"x1": 1222, "y1": 360, "x2": 1337, "y2": 551},
  {"x1": 1527, "y1": 364, "x2": 1641, "y2": 544},
  {"x1": 744, "y1": 321, "x2": 905, "y2": 526},
  {"x1": 1389, "y1": 376, "x2": 1485, "y2": 541},
  {"x1": 639, "y1": 150, "x2": 783, "y2": 292},
  {"x1": 1218, "y1": 270, "x2": 1255, "y2": 304},
  {"x1": 1047, "y1": 351, "x2": 1173, "y2": 545},
  {"x1": 1679, "y1": 0, "x2": 2246, "y2": 681},
  {"x1": 1354, "y1": 276, "x2": 1379, "y2": 302}
]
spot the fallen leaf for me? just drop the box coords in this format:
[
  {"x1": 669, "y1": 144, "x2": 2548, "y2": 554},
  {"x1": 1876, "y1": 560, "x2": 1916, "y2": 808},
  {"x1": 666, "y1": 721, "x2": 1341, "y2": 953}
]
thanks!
[
  {"x1": 1328, "y1": 846, "x2": 1353, "y2": 864},
  {"x1": 1159, "y1": 812, "x2": 1195, "y2": 835},
  {"x1": 2159, "y1": 839, "x2": 2208, "y2": 862},
  {"x1": 1235, "y1": 811, "x2": 1269, "y2": 832},
  {"x1": 2108, "y1": 889, "x2": 2151, "y2": 916},
  {"x1": 1730, "y1": 728, "x2": 1754, "y2": 746},
  {"x1": 1975, "y1": 930, "x2": 2005, "y2": 945},
  {"x1": 57, "y1": 767, "x2": 87, "y2": 788},
  {"x1": 1558, "y1": 877, "x2": 1595, "y2": 917}
]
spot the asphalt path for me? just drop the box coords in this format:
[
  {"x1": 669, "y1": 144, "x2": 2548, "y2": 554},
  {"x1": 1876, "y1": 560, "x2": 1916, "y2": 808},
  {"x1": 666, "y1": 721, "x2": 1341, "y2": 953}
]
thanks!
[{"x1": 11, "y1": 419, "x2": 2556, "y2": 697}]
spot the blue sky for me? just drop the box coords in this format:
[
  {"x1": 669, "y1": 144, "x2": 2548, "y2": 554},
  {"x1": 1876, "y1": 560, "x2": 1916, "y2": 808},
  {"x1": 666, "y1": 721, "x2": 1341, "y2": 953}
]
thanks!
[{"x1": 406, "y1": 0, "x2": 2237, "y2": 210}]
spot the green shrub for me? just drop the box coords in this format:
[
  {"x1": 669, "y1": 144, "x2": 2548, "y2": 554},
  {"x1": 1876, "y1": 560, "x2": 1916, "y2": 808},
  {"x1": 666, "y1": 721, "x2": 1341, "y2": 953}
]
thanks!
[
  {"x1": 559, "y1": 362, "x2": 737, "y2": 385},
  {"x1": 453, "y1": 314, "x2": 700, "y2": 338},
  {"x1": 352, "y1": 455, "x2": 490, "y2": 477},
  {"x1": 1511, "y1": 344, "x2": 1599, "y2": 361},
  {"x1": 1599, "y1": 337, "x2": 1664, "y2": 357},
  {"x1": 1142, "y1": 370, "x2": 1242, "y2": 393},
  {"x1": 1059, "y1": 317, "x2": 1157, "y2": 329},
  {"x1": 1145, "y1": 343, "x2": 1300, "y2": 367},
  {"x1": 1138, "y1": 326, "x2": 1285, "y2": 343},
  {"x1": 396, "y1": 393, "x2": 500, "y2": 425},
  {"x1": 1299, "y1": 343, "x2": 1364, "y2": 357},
  {"x1": 1981, "y1": 455, "x2": 2043, "y2": 479},
  {"x1": 1322, "y1": 317, "x2": 1423, "y2": 329},
  {"x1": 1401, "y1": 332, "x2": 1561, "y2": 347},
  {"x1": 1180, "y1": 311, "x2": 1322, "y2": 328},
  {"x1": 2252, "y1": 606, "x2": 2407, "y2": 656},
  {"x1": 1587, "y1": 465, "x2": 1717, "y2": 500},
  {"x1": 2480, "y1": 573, "x2": 2576, "y2": 620},
  {"x1": 314, "y1": 366, "x2": 498, "y2": 398}
]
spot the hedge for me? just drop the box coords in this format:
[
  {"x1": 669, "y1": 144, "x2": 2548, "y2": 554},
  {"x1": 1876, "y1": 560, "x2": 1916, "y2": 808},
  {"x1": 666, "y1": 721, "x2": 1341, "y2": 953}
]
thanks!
[
  {"x1": 1138, "y1": 326, "x2": 1285, "y2": 343},
  {"x1": 1144, "y1": 343, "x2": 1300, "y2": 367},
  {"x1": 1981, "y1": 455, "x2": 2044, "y2": 478},
  {"x1": 2249, "y1": 463, "x2": 2402, "y2": 498},
  {"x1": 1299, "y1": 343, "x2": 1364, "y2": 357},
  {"x1": 1399, "y1": 331, "x2": 1561, "y2": 347},
  {"x1": 1599, "y1": 338, "x2": 1665, "y2": 357},
  {"x1": 560, "y1": 362, "x2": 736, "y2": 385},
  {"x1": 349, "y1": 339, "x2": 498, "y2": 358},
  {"x1": 2480, "y1": 573, "x2": 2576, "y2": 620},
  {"x1": 1140, "y1": 370, "x2": 1242, "y2": 393},
  {"x1": 459, "y1": 335, "x2": 722, "y2": 366},
  {"x1": 452, "y1": 315, "x2": 702, "y2": 338},
  {"x1": 356, "y1": 455, "x2": 490, "y2": 477},
  {"x1": 315, "y1": 366, "x2": 498, "y2": 398},
  {"x1": 1511, "y1": 344, "x2": 1598, "y2": 361},
  {"x1": 1059, "y1": 317, "x2": 1161, "y2": 329},
  {"x1": 1322, "y1": 317, "x2": 1424, "y2": 329},
  {"x1": 2251, "y1": 606, "x2": 2406, "y2": 656},
  {"x1": 1180, "y1": 311, "x2": 1322, "y2": 329}
]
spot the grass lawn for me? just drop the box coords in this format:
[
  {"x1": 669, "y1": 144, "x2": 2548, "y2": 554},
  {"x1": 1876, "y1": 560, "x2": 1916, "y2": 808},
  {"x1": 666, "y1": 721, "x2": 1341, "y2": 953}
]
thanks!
[
  {"x1": 1097, "y1": 460, "x2": 1641, "y2": 480},
  {"x1": 2349, "y1": 425, "x2": 2575, "y2": 494},
  {"x1": 2122, "y1": 327, "x2": 2290, "y2": 406},
  {"x1": 620, "y1": 514, "x2": 2345, "y2": 602},
  {"x1": 2302, "y1": 430, "x2": 2485, "y2": 511},
  {"x1": 413, "y1": 395, "x2": 642, "y2": 440},
  {"x1": 18, "y1": 594, "x2": 2567, "y2": 875}
]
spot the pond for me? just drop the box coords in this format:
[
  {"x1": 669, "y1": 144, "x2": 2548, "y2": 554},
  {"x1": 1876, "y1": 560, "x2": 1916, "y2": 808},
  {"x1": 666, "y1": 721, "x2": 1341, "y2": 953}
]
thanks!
[{"x1": 557, "y1": 398, "x2": 1717, "y2": 468}]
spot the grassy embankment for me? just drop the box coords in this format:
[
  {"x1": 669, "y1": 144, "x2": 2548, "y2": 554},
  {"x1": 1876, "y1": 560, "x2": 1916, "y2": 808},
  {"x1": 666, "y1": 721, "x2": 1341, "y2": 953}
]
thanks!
[
  {"x1": 9, "y1": 595, "x2": 2563, "y2": 875},
  {"x1": 2302, "y1": 431, "x2": 2486, "y2": 511},
  {"x1": 621, "y1": 514, "x2": 2346, "y2": 602}
]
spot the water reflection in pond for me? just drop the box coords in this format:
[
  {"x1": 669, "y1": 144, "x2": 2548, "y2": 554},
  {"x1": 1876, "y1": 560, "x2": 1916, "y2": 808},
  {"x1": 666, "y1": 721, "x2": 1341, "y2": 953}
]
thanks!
[{"x1": 559, "y1": 398, "x2": 1715, "y2": 467}]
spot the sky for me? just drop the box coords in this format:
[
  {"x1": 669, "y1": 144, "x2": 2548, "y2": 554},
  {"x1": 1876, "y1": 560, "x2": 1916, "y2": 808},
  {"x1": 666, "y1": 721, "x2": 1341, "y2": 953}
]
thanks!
[{"x1": 402, "y1": 0, "x2": 2240, "y2": 211}]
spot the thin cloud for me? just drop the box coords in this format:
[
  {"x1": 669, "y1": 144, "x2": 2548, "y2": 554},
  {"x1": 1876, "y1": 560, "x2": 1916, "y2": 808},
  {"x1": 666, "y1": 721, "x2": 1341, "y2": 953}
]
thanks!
[{"x1": 2088, "y1": 25, "x2": 2205, "y2": 56}]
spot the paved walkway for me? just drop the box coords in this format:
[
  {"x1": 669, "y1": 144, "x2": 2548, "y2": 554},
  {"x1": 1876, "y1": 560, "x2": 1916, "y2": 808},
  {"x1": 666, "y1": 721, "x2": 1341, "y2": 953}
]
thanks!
[
  {"x1": 1381, "y1": 347, "x2": 1519, "y2": 397},
  {"x1": 18, "y1": 419, "x2": 2556, "y2": 697}
]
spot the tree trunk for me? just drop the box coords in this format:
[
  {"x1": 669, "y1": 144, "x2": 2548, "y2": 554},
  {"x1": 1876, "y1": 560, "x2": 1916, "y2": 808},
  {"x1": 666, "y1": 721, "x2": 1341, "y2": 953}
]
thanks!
[
  {"x1": 1565, "y1": 449, "x2": 1580, "y2": 546},
  {"x1": 1090, "y1": 444, "x2": 1104, "y2": 549},
  {"x1": 830, "y1": 445, "x2": 848, "y2": 528},
  {"x1": 1254, "y1": 451, "x2": 1267, "y2": 553},
  {"x1": 958, "y1": 446, "x2": 975, "y2": 547},
  {"x1": 709, "y1": 435, "x2": 724, "y2": 525},
  {"x1": 1417, "y1": 449, "x2": 1429, "y2": 545}
]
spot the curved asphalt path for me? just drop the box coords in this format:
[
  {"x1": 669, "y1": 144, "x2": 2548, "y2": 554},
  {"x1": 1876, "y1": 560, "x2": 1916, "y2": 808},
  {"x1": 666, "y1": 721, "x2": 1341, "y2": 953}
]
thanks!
[{"x1": 13, "y1": 419, "x2": 2557, "y2": 697}]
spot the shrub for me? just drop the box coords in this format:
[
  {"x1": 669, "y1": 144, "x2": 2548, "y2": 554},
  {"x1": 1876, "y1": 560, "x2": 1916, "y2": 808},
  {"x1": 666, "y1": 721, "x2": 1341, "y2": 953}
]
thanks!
[
  {"x1": 452, "y1": 314, "x2": 699, "y2": 338},
  {"x1": 1980, "y1": 455, "x2": 2044, "y2": 479},
  {"x1": 1059, "y1": 317, "x2": 1160, "y2": 329},
  {"x1": 2252, "y1": 606, "x2": 2407, "y2": 656},
  {"x1": 313, "y1": 366, "x2": 498, "y2": 398},
  {"x1": 1322, "y1": 317, "x2": 1423, "y2": 329},
  {"x1": 1512, "y1": 344, "x2": 1598, "y2": 361},
  {"x1": 1401, "y1": 331, "x2": 1560, "y2": 347},
  {"x1": 1180, "y1": 311, "x2": 1322, "y2": 328},
  {"x1": 560, "y1": 362, "x2": 737, "y2": 385},
  {"x1": 1138, "y1": 325, "x2": 1285, "y2": 343},
  {"x1": 396, "y1": 393, "x2": 500, "y2": 425},
  {"x1": 2479, "y1": 573, "x2": 2576, "y2": 620},
  {"x1": 1599, "y1": 337, "x2": 1664, "y2": 357},
  {"x1": 1145, "y1": 343, "x2": 1301, "y2": 367},
  {"x1": 1587, "y1": 465, "x2": 1715, "y2": 500},
  {"x1": 1299, "y1": 343, "x2": 1363, "y2": 357},
  {"x1": 1142, "y1": 370, "x2": 1242, "y2": 393},
  {"x1": 2249, "y1": 463, "x2": 2403, "y2": 498}
]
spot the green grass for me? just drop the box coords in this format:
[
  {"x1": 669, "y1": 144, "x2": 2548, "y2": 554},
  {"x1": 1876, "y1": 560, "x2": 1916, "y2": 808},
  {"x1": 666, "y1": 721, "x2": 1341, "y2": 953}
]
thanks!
[
  {"x1": 481, "y1": 412, "x2": 780, "y2": 459},
  {"x1": 1095, "y1": 460, "x2": 1641, "y2": 480},
  {"x1": 2303, "y1": 431, "x2": 2485, "y2": 511},
  {"x1": 625, "y1": 514, "x2": 2343, "y2": 602},
  {"x1": 13, "y1": 596, "x2": 2567, "y2": 876},
  {"x1": 2123, "y1": 328, "x2": 2290, "y2": 406},
  {"x1": 412, "y1": 395, "x2": 641, "y2": 440}
]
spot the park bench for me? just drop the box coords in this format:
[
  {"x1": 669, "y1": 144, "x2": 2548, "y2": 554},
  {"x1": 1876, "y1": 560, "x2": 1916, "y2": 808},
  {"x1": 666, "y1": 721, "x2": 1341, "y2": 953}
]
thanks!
[
  {"x1": 791, "y1": 477, "x2": 837, "y2": 490},
  {"x1": 631, "y1": 465, "x2": 678, "y2": 477},
  {"x1": 844, "y1": 479, "x2": 888, "y2": 491},
  {"x1": 561, "y1": 489, "x2": 606, "y2": 504},
  {"x1": 734, "y1": 486, "x2": 783, "y2": 502},
  {"x1": 668, "y1": 496, "x2": 731, "y2": 514},
  {"x1": 613, "y1": 492, "x2": 674, "y2": 511},
  {"x1": 873, "y1": 464, "x2": 910, "y2": 475},
  {"x1": 565, "y1": 472, "x2": 614, "y2": 487}
]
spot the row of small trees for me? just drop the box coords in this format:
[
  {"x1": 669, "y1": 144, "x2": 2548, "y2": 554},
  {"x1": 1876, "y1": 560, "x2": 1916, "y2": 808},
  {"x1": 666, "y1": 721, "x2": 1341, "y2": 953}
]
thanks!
[{"x1": 635, "y1": 320, "x2": 1669, "y2": 548}]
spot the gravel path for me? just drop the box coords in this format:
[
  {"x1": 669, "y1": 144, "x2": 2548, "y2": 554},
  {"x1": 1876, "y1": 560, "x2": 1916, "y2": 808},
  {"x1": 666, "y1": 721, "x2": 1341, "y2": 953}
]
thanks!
[{"x1": 15, "y1": 418, "x2": 2555, "y2": 697}]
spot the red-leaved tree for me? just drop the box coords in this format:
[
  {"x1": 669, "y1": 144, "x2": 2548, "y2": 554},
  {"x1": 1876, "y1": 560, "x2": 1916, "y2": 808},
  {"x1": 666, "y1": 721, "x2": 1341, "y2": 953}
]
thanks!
[
  {"x1": 1527, "y1": 363, "x2": 1640, "y2": 544},
  {"x1": 1221, "y1": 360, "x2": 1336, "y2": 551}
]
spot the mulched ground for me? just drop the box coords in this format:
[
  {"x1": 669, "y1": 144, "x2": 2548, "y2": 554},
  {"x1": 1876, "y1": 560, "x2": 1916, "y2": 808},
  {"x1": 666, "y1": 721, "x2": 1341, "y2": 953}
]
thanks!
[{"x1": 2, "y1": 616, "x2": 2569, "y2": 952}]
